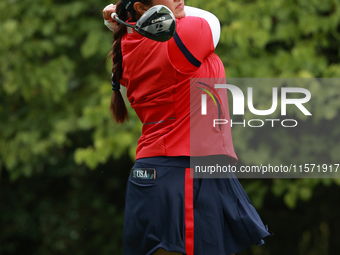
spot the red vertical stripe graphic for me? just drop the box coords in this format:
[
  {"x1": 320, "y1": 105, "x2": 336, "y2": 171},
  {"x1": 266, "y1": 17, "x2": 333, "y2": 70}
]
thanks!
[{"x1": 185, "y1": 168, "x2": 194, "y2": 255}]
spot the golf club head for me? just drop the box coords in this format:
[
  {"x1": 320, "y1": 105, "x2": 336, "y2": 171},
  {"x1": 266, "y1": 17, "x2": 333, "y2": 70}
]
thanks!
[{"x1": 135, "y1": 5, "x2": 176, "y2": 42}]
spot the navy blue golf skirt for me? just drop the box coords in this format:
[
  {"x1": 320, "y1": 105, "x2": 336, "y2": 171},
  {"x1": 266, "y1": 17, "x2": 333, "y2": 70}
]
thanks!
[{"x1": 123, "y1": 156, "x2": 272, "y2": 255}]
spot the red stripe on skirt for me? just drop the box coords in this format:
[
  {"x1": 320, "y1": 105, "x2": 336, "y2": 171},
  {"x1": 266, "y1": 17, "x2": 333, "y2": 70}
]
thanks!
[{"x1": 185, "y1": 168, "x2": 194, "y2": 255}]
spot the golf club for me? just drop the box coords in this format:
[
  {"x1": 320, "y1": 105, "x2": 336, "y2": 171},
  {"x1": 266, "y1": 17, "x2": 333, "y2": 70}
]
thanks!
[{"x1": 111, "y1": 5, "x2": 176, "y2": 42}]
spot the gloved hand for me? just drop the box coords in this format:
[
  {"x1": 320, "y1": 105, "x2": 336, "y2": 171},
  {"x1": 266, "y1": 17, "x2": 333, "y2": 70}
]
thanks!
[{"x1": 103, "y1": 3, "x2": 117, "y2": 31}]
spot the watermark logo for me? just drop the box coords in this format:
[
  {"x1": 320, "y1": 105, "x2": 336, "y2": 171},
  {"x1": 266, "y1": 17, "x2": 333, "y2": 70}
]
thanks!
[
  {"x1": 190, "y1": 78, "x2": 338, "y2": 179},
  {"x1": 198, "y1": 82, "x2": 312, "y2": 128}
]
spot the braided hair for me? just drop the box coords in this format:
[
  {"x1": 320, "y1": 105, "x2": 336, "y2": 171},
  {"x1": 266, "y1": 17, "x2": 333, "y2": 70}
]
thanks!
[{"x1": 110, "y1": 0, "x2": 151, "y2": 123}]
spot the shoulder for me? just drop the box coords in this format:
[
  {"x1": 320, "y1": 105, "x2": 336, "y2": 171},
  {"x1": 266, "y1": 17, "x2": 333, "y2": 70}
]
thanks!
[
  {"x1": 167, "y1": 16, "x2": 215, "y2": 72},
  {"x1": 176, "y1": 16, "x2": 212, "y2": 38}
]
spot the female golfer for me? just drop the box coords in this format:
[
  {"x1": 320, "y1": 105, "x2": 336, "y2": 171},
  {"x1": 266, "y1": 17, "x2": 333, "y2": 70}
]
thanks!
[{"x1": 103, "y1": 1, "x2": 271, "y2": 255}]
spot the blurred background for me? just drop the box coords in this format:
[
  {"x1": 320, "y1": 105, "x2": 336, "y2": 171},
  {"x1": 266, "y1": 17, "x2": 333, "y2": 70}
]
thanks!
[{"x1": 1, "y1": 0, "x2": 340, "y2": 254}]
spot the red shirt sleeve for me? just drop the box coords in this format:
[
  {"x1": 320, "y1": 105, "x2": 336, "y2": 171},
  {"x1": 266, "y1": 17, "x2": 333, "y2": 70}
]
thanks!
[{"x1": 167, "y1": 16, "x2": 215, "y2": 73}]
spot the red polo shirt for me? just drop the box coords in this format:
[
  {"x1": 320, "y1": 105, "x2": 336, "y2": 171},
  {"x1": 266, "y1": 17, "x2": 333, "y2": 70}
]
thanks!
[{"x1": 120, "y1": 16, "x2": 238, "y2": 162}]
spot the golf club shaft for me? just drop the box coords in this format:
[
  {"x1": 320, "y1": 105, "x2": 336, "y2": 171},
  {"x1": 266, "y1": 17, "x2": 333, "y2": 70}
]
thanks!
[{"x1": 111, "y1": 13, "x2": 134, "y2": 28}]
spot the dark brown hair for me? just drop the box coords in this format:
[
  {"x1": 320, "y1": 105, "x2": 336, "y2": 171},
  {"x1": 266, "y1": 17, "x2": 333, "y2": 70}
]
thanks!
[{"x1": 110, "y1": 0, "x2": 152, "y2": 123}]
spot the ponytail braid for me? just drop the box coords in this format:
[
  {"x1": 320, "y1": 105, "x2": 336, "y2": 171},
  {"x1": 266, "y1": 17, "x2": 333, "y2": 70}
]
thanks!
[
  {"x1": 110, "y1": 2, "x2": 129, "y2": 123},
  {"x1": 109, "y1": 0, "x2": 152, "y2": 123}
]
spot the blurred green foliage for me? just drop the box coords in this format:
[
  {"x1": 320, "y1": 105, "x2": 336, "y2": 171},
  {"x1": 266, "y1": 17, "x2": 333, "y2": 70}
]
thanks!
[{"x1": 1, "y1": 0, "x2": 340, "y2": 254}]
